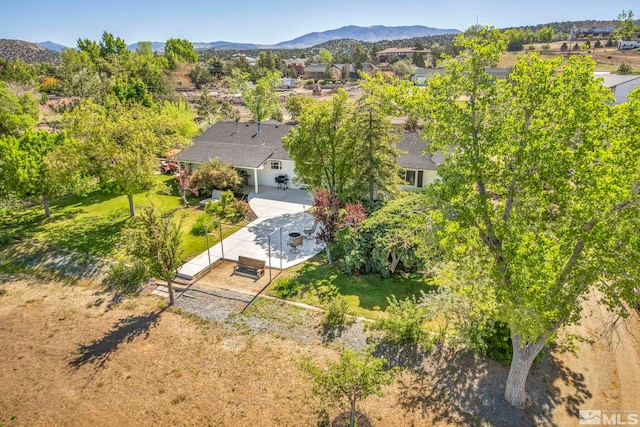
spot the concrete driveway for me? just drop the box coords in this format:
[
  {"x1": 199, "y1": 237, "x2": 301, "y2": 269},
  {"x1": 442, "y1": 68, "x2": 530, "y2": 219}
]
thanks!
[{"x1": 177, "y1": 187, "x2": 321, "y2": 282}]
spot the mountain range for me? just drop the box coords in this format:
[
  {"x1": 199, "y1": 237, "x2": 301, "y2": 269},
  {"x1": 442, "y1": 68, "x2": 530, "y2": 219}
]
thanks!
[{"x1": 35, "y1": 25, "x2": 460, "y2": 52}]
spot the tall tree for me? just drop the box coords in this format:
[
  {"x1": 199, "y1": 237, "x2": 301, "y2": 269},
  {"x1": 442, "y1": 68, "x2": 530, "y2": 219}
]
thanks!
[
  {"x1": 348, "y1": 74, "x2": 402, "y2": 205},
  {"x1": 127, "y1": 204, "x2": 183, "y2": 305},
  {"x1": 65, "y1": 99, "x2": 196, "y2": 216},
  {"x1": 283, "y1": 89, "x2": 354, "y2": 200},
  {"x1": 164, "y1": 38, "x2": 198, "y2": 69},
  {"x1": 242, "y1": 70, "x2": 281, "y2": 122},
  {"x1": 0, "y1": 130, "x2": 91, "y2": 218},
  {"x1": 415, "y1": 28, "x2": 640, "y2": 408},
  {"x1": 0, "y1": 81, "x2": 39, "y2": 136},
  {"x1": 318, "y1": 48, "x2": 332, "y2": 65}
]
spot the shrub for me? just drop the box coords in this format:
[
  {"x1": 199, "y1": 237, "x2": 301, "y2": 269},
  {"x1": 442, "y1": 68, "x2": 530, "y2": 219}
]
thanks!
[
  {"x1": 314, "y1": 281, "x2": 339, "y2": 303},
  {"x1": 191, "y1": 214, "x2": 214, "y2": 235},
  {"x1": 618, "y1": 63, "x2": 633, "y2": 74},
  {"x1": 188, "y1": 159, "x2": 242, "y2": 194},
  {"x1": 102, "y1": 261, "x2": 148, "y2": 295},
  {"x1": 541, "y1": 44, "x2": 550, "y2": 50},
  {"x1": 323, "y1": 296, "x2": 351, "y2": 329},
  {"x1": 560, "y1": 42, "x2": 568, "y2": 52},
  {"x1": 373, "y1": 295, "x2": 428, "y2": 345},
  {"x1": 272, "y1": 277, "x2": 301, "y2": 298},
  {"x1": 483, "y1": 321, "x2": 513, "y2": 361},
  {"x1": 0, "y1": 232, "x2": 11, "y2": 247}
]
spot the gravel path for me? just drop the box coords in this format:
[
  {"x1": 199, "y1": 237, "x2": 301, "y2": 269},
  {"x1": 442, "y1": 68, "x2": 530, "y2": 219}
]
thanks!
[{"x1": 173, "y1": 284, "x2": 369, "y2": 350}]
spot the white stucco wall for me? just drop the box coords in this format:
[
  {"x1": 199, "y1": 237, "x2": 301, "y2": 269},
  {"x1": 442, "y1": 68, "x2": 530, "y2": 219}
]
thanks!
[
  {"x1": 613, "y1": 79, "x2": 640, "y2": 104},
  {"x1": 255, "y1": 160, "x2": 302, "y2": 189}
]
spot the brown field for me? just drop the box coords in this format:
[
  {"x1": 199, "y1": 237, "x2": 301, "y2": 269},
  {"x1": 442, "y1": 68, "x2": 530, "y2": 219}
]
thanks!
[{"x1": 1, "y1": 269, "x2": 639, "y2": 427}]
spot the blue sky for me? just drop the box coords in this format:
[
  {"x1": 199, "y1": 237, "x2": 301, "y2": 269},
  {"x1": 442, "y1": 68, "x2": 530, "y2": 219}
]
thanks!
[{"x1": 0, "y1": 0, "x2": 633, "y2": 47}]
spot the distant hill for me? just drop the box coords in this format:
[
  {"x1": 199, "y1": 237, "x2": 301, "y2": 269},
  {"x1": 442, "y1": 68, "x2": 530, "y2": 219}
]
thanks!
[
  {"x1": 127, "y1": 41, "x2": 262, "y2": 52},
  {"x1": 0, "y1": 39, "x2": 60, "y2": 64},
  {"x1": 37, "y1": 41, "x2": 69, "y2": 52},
  {"x1": 273, "y1": 25, "x2": 461, "y2": 49}
]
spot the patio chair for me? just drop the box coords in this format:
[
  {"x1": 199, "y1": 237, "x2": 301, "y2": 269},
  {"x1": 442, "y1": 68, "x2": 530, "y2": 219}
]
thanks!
[
  {"x1": 287, "y1": 235, "x2": 303, "y2": 253},
  {"x1": 303, "y1": 221, "x2": 318, "y2": 240}
]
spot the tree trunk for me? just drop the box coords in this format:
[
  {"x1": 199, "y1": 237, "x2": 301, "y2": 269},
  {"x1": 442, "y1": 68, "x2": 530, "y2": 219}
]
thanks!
[
  {"x1": 167, "y1": 278, "x2": 175, "y2": 306},
  {"x1": 326, "y1": 244, "x2": 333, "y2": 266},
  {"x1": 128, "y1": 195, "x2": 135, "y2": 217},
  {"x1": 349, "y1": 397, "x2": 357, "y2": 427},
  {"x1": 42, "y1": 195, "x2": 50, "y2": 219},
  {"x1": 504, "y1": 333, "x2": 547, "y2": 409}
]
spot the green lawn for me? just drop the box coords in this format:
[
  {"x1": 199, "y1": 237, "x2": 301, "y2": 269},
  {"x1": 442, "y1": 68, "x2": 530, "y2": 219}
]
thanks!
[
  {"x1": 268, "y1": 254, "x2": 435, "y2": 320},
  {"x1": 0, "y1": 174, "x2": 241, "y2": 261}
]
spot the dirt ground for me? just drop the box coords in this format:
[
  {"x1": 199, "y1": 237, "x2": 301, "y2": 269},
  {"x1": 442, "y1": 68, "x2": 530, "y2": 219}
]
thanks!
[{"x1": 1, "y1": 269, "x2": 639, "y2": 426}]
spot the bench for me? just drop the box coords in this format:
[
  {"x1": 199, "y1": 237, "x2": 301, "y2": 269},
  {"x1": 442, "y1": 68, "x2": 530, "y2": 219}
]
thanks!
[{"x1": 233, "y1": 256, "x2": 266, "y2": 280}]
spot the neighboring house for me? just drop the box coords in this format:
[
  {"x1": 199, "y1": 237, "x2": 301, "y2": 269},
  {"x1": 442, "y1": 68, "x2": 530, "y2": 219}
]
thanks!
[
  {"x1": 599, "y1": 74, "x2": 640, "y2": 104},
  {"x1": 396, "y1": 133, "x2": 443, "y2": 189},
  {"x1": 303, "y1": 63, "x2": 329, "y2": 80},
  {"x1": 175, "y1": 120, "x2": 297, "y2": 194},
  {"x1": 285, "y1": 58, "x2": 305, "y2": 76}
]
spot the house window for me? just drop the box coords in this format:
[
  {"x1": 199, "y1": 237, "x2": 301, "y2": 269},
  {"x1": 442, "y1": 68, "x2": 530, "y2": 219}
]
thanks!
[
  {"x1": 270, "y1": 161, "x2": 281, "y2": 170},
  {"x1": 399, "y1": 170, "x2": 416, "y2": 186}
]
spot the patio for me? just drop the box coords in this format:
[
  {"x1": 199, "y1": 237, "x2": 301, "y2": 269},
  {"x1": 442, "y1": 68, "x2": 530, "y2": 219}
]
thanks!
[{"x1": 176, "y1": 186, "x2": 321, "y2": 282}]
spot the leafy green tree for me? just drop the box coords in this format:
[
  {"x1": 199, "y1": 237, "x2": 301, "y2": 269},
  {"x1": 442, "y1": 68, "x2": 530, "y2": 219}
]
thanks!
[
  {"x1": 536, "y1": 26, "x2": 554, "y2": 43},
  {"x1": 126, "y1": 204, "x2": 183, "y2": 305},
  {"x1": 0, "y1": 59, "x2": 38, "y2": 88},
  {"x1": 415, "y1": 28, "x2": 640, "y2": 408},
  {"x1": 351, "y1": 43, "x2": 368, "y2": 71},
  {"x1": 112, "y1": 77, "x2": 153, "y2": 107},
  {"x1": 613, "y1": 9, "x2": 637, "y2": 39},
  {"x1": 242, "y1": 70, "x2": 281, "y2": 122},
  {"x1": 302, "y1": 349, "x2": 396, "y2": 427},
  {"x1": 0, "y1": 81, "x2": 39, "y2": 136},
  {"x1": 412, "y1": 51, "x2": 426, "y2": 68},
  {"x1": 65, "y1": 99, "x2": 195, "y2": 216},
  {"x1": 392, "y1": 59, "x2": 416, "y2": 78},
  {"x1": 283, "y1": 89, "x2": 354, "y2": 199},
  {"x1": 318, "y1": 48, "x2": 332, "y2": 65},
  {"x1": 204, "y1": 190, "x2": 248, "y2": 224},
  {"x1": 188, "y1": 64, "x2": 214, "y2": 89},
  {"x1": 284, "y1": 95, "x2": 316, "y2": 123},
  {"x1": 0, "y1": 130, "x2": 91, "y2": 217},
  {"x1": 348, "y1": 74, "x2": 402, "y2": 205},
  {"x1": 504, "y1": 28, "x2": 525, "y2": 51},
  {"x1": 164, "y1": 38, "x2": 198, "y2": 69},
  {"x1": 338, "y1": 192, "x2": 435, "y2": 277}
]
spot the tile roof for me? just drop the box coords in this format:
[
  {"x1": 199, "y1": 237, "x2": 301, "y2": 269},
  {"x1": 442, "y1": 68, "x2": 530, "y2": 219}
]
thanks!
[{"x1": 176, "y1": 122, "x2": 294, "y2": 168}]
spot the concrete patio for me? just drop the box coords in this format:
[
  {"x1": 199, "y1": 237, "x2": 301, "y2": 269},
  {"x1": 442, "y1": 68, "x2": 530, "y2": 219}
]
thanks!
[{"x1": 176, "y1": 186, "x2": 321, "y2": 282}]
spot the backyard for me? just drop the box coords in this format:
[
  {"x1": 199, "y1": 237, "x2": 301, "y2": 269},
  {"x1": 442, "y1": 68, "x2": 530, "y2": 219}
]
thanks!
[{"x1": 0, "y1": 174, "x2": 241, "y2": 262}]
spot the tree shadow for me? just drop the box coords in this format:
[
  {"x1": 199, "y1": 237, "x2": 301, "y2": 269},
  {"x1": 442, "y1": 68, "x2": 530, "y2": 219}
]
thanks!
[
  {"x1": 69, "y1": 310, "x2": 163, "y2": 370},
  {"x1": 395, "y1": 345, "x2": 591, "y2": 426},
  {"x1": 372, "y1": 339, "x2": 429, "y2": 369},
  {"x1": 330, "y1": 410, "x2": 373, "y2": 427}
]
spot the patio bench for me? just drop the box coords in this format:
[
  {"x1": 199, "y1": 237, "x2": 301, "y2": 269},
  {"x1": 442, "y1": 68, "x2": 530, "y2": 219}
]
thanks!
[{"x1": 233, "y1": 256, "x2": 266, "y2": 280}]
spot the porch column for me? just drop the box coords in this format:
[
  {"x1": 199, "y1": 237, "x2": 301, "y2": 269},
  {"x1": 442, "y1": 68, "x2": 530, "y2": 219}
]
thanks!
[{"x1": 253, "y1": 168, "x2": 259, "y2": 194}]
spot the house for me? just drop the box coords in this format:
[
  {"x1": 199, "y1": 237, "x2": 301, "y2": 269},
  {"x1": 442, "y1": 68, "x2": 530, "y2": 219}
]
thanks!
[
  {"x1": 302, "y1": 63, "x2": 328, "y2": 80},
  {"x1": 599, "y1": 74, "x2": 640, "y2": 104},
  {"x1": 396, "y1": 133, "x2": 443, "y2": 189},
  {"x1": 175, "y1": 121, "x2": 443, "y2": 193},
  {"x1": 175, "y1": 121, "x2": 297, "y2": 194},
  {"x1": 285, "y1": 58, "x2": 305, "y2": 76}
]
